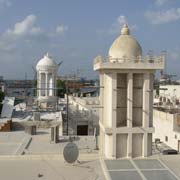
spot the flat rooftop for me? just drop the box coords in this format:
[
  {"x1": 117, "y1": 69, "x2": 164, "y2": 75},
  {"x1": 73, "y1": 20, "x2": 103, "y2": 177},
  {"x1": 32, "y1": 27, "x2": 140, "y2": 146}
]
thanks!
[
  {"x1": 0, "y1": 159, "x2": 105, "y2": 180},
  {"x1": 0, "y1": 155, "x2": 179, "y2": 180},
  {"x1": 0, "y1": 129, "x2": 180, "y2": 180},
  {"x1": 103, "y1": 158, "x2": 180, "y2": 180}
]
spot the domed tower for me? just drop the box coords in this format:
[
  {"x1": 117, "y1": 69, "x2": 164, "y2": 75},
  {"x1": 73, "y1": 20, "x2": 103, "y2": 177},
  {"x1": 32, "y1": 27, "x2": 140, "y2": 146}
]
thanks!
[
  {"x1": 94, "y1": 24, "x2": 165, "y2": 159},
  {"x1": 36, "y1": 53, "x2": 59, "y2": 109},
  {"x1": 109, "y1": 24, "x2": 142, "y2": 61}
]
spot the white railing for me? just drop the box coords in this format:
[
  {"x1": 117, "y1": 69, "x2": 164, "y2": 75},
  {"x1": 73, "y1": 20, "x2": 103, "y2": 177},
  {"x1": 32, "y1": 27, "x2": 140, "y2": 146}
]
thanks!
[{"x1": 94, "y1": 55, "x2": 165, "y2": 65}]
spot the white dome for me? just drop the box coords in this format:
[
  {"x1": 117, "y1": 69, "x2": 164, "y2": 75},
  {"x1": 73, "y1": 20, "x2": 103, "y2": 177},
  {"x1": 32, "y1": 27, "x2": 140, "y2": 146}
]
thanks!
[
  {"x1": 36, "y1": 53, "x2": 58, "y2": 71},
  {"x1": 109, "y1": 24, "x2": 142, "y2": 61}
]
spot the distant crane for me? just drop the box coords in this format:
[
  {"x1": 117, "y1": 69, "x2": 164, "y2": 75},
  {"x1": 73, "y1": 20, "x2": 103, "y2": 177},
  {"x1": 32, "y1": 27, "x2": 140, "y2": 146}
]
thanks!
[
  {"x1": 32, "y1": 66, "x2": 37, "y2": 96},
  {"x1": 58, "y1": 61, "x2": 63, "y2": 66}
]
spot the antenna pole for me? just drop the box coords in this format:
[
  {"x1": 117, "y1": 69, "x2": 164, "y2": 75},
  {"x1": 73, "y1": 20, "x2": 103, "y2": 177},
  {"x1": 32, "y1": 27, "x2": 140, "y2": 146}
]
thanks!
[{"x1": 66, "y1": 80, "x2": 69, "y2": 136}]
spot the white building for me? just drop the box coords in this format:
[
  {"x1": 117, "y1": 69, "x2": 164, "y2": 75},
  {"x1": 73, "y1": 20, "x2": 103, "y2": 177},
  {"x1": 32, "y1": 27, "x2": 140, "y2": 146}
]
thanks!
[
  {"x1": 94, "y1": 24, "x2": 165, "y2": 158},
  {"x1": 159, "y1": 84, "x2": 180, "y2": 102},
  {"x1": 68, "y1": 96, "x2": 99, "y2": 135},
  {"x1": 36, "y1": 53, "x2": 59, "y2": 109},
  {"x1": 153, "y1": 108, "x2": 180, "y2": 151}
]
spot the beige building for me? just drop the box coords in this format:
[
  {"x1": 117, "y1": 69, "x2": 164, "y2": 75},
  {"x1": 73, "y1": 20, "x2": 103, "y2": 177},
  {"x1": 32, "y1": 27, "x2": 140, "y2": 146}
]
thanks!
[{"x1": 94, "y1": 24, "x2": 165, "y2": 158}]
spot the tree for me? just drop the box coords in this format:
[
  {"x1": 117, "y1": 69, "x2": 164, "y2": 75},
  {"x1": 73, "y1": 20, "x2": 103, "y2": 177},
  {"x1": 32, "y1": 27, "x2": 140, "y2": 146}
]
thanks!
[
  {"x1": 0, "y1": 91, "x2": 5, "y2": 114},
  {"x1": 33, "y1": 80, "x2": 37, "y2": 96},
  {"x1": 56, "y1": 79, "x2": 66, "y2": 98}
]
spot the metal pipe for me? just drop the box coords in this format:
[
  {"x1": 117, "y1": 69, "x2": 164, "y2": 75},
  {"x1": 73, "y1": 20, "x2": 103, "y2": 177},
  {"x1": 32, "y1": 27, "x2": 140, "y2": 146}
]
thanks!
[{"x1": 66, "y1": 81, "x2": 69, "y2": 135}]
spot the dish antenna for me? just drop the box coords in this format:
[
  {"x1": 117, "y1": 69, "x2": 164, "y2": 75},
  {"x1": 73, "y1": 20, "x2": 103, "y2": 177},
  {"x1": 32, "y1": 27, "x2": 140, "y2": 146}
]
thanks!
[{"x1": 63, "y1": 142, "x2": 79, "y2": 164}]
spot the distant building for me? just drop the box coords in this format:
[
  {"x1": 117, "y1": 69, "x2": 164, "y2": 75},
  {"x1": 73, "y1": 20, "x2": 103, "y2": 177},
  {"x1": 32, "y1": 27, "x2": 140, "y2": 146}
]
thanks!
[
  {"x1": 79, "y1": 87, "x2": 99, "y2": 97},
  {"x1": 58, "y1": 75, "x2": 80, "y2": 81},
  {"x1": 0, "y1": 76, "x2": 3, "y2": 81},
  {"x1": 57, "y1": 76, "x2": 98, "y2": 94},
  {"x1": 153, "y1": 84, "x2": 180, "y2": 109},
  {"x1": 0, "y1": 76, "x2": 5, "y2": 93},
  {"x1": 94, "y1": 24, "x2": 164, "y2": 158},
  {"x1": 5, "y1": 80, "x2": 34, "y2": 97},
  {"x1": 159, "y1": 84, "x2": 180, "y2": 102},
  {"x1": 153, "y1": 108, "x2": 180, "y2": 151},
  {"x1": 65, "y1": 81, "x2": 84, "y2": 91}
]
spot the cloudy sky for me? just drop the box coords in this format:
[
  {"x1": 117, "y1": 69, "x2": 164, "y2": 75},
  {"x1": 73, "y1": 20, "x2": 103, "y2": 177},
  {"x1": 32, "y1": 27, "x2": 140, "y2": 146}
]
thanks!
[{"x1": 0, "y1": 0, "x2": 180, "y2": 79}]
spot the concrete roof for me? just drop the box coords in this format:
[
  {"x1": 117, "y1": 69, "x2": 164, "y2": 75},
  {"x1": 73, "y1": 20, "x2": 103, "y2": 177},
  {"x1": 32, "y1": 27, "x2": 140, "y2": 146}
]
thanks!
[
  {"x1": 0, "y1": 130, "x2": 180, "y2": 180},
  {"x1": 0, "y1": 159, "x2": 105, "y2": 180}
]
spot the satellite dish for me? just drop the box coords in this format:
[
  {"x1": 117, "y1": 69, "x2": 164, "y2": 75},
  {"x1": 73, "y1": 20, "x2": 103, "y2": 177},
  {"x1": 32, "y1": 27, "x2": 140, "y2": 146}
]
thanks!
[{"x1": 63, "y1": 142, "x2": 79, "y2": 164}]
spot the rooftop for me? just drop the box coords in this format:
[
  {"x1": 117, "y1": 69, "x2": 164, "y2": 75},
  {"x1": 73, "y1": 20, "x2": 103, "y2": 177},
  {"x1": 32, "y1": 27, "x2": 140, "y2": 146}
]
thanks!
[{"x1": 0, "y1": 129, "x2": 180, "y2": 180}]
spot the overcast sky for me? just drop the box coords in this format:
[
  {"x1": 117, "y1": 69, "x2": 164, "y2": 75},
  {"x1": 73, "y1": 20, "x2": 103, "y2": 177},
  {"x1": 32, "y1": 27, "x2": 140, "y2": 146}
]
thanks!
[{"x1": 0, "y1": 0, "x2": 180, "y2": 80}]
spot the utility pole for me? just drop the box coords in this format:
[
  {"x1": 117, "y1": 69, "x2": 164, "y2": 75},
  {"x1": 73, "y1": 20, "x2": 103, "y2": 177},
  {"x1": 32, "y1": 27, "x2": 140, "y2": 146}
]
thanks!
[{"x1": 66, "y1": 80, "x2": 69, "y2": 135}]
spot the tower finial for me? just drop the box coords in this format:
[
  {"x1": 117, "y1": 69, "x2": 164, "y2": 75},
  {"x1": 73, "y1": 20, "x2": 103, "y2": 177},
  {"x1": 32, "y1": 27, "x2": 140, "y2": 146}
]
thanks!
[{"x1": 121, "y1": 23, "x2": 130, "y2": 35}]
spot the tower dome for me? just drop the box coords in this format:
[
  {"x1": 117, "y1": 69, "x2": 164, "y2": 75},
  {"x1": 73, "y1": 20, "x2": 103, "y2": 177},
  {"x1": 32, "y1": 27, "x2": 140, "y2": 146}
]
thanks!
[
  {"x1": 36, "y1": 53, "x2": 58, "y2": 71},
  {"x1": 108, "y1": 24, "x2": 142, "y2": 62}
]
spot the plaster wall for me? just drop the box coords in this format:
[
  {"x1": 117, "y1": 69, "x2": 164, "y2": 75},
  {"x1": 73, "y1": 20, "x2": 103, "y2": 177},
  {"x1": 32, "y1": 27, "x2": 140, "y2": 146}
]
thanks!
[
  {"x1": 133, "y1": 74, "x2": 143, "y2": 127},
  {"x1": 132, "y1": 133, "x2": 143, "y2": 157},
  {"x1": 116, "y1": 134, "x2": 128, "y2": 158},
  {"x1": 105, "y1": 134, "x2": 113, "y2": 158},
  {"x1": 117, "y1": 73, "x2": 127, "y2": 127},
  {"x1": 153, "y1": 109, "x2": 180, "y2": 151},
  {"x1": 40, "y1": 73, "x2": 45, "y2": 96},
  {"x1": 104, "y1": 74, "x2": 113, "y2": 128},
  {"x1": 117, "y1": 108, "x2": 127, "y2": 127},
  {"x1": 68, "y1": 96, "x2": 100, "y2": 136},
  {"x1": 148, "y1": 133, "x2": 152, "y2": 156}
]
